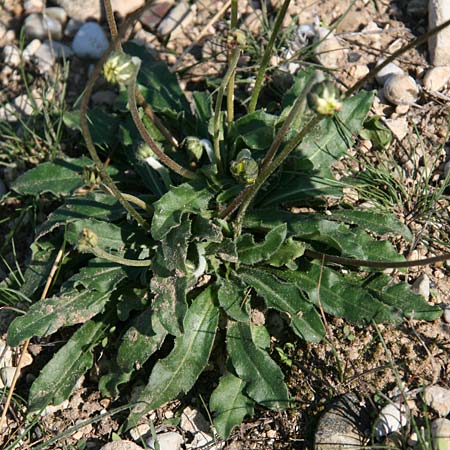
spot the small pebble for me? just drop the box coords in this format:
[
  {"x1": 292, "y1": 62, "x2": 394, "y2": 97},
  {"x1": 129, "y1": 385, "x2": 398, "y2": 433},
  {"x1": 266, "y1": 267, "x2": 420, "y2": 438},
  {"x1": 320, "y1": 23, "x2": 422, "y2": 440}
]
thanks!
[
  {"x1": 72, "y1": 22, "x2": 109, "y2": 59},
  {"x1": 375, "y1": 61, "x2": 405, "y2": 85},
  {"x1": 313, "y1": 27, "x2": 347, "y2": 69},
  {"x1": 140, "y1": 1, "x2": 174, "y2": 29},
  {"x1": 100, "y1": 441, "x2": 143, "y2": 450},
  {"x1": 129, "y1": 423, "x2": 150, "y2": 442},
  {"x1": 40, "y1": 399, "x2": 70, "y2": 416},
  {"x1": 44, "y1": 7, "x2": 68, "y2": 25},
  {"x1": 374, "y1": 402, "x2": 409, "y2": 439},
  {"x1": 24, "y1": 0, "x2": 45, "y2": 14},
  {"x1": 429, "y1": 0, "x2": 450, "y2": 66},
  {"x1": 0, "y1": 366, "x2": 17, "y2": 388},
  {"x1": 157, "y1": 1, "x2": 192, "y2": 36},
  {"x1": 64, "y1": 18, "x2": 84, "y2": 38},
  {"x1": 24, "y1": 13, "x2": 63, "y2": 41},
  {"x1": 431, "y1": 418, "x2": 450, "y2": 450},
  {"x1": 443, "y1": 305, "x2": 450, "y2": 324},
  {"x1": 424, "y1": 385, "x2": 450, "y2": 417},
  {"x1": 407, "y1": 431, "x2": 419, "y2": 446},
  {"x1": 3, "y1": 45, "x2": 21, "y2": 67},
  {"x1": 112, "y1": 0, "x2": 145, "y2": 18},
  {"x1": 412, "y1": 273, "x2": 430, "y2": 300},
  {"x1": 147, "y1": 431, "x2": 183, "y2": 450},
  {"x1": 383, "y1": 74, "x2": 419, "y2": 105},
  {"x1": 23, "y1": 39, "x2": 42, "y2": 61},
  {"x1": 423, "y1": 66, "x2": 450, "y2": 91}
]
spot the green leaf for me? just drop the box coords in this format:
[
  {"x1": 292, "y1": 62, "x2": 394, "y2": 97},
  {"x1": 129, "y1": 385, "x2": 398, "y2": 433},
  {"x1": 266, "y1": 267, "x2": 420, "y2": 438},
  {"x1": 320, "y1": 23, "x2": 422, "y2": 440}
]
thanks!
[
  {"x1": 161, "y1": 221, "x2": 191, "y2": 273},
  {"x1": 21, "y1": 238, "x2": 61, "y2": 298},
  {"x1": 360, "y1": 115, "x2": 392, "y2": 150},
  {"x1": 151, "y1": 183, "x2": 212, "y2": 241},
  {"x1": 63, "y1": 108, "x2": 120, "y2": 147},
  {"x1": 299, "y1": 91, "x2": 375, "y2": 170},
  {"x1": 150, "y1": 275, "x2": 188, "y2": 336},
  {"x1": 210, "y1": 373, "x2": 254, "y2": 438},
  {"x1": 273, "y1": 265, "x2": 401, "y2": 325},
  {"x1": 227, "y1": 321, "x2": 289, "y2": 409},
  {"x1": 321, "y1": 209, "x2": 412, "y2": 242},
  {"x1": 36, "y1": 193, "x2": 125, "y2": 240},
  {"x1": 65, "y1": 219, "x2": 126, "y2": 252},
  {"x1": 66, "y1": 258, "x2": 126, "y2": 292},
  {"x1": 11, "y1": 157, "x2": 91, "y2": 196},
  {"x1": 7, "y1": 288, "x2": 113, "y2": 346},
  {"x1": 28, "y1": 318, "x2": 107, "y2": 412},
  {"x1": 250, "y1": 324, "x2": 271, "y2": 350},
  {"x1": 237, "y1": 224, "x2": 287, "y2": 265},
  {"x1": 218, "y1": 277, "x2": 250, "y2": 322},
  {"x1": 126, "y1": 286, "x2": 219, "y2": 428},
  {"x1": 228, "y1": 111, "x2": 278, "y2": 151},
  {"x1": 366, "y1": 275, "x2": 442, "y2": 321},
  {"x1": 269, "y1": 237, "x2": 305, "y2": 268},
  {"x1": 240, "y1": 268, "x2": 325, "y2": 342},
  {"x1": 117, "y1": 307, "x2": 168, "y2": 372}
]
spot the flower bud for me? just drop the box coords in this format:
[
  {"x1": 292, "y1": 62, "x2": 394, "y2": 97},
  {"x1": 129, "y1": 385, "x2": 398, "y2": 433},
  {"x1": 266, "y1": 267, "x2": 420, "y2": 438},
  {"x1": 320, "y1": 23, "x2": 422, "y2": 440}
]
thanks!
[
  {"x1": 307, "y1": 81, "x2": 343, "y2": 116},
  {"x1": 103, "y1": 51, "x2": 140, "y2": 85},
  {"x1": 77, "y1": 228, "x2": 99, "y2": 253},
  {"x1": 136, "y1": 142, "x2": 155, "y2": 162},
  {"x1": 230, "y1": 149, "x2": 259, "y2": 185}
]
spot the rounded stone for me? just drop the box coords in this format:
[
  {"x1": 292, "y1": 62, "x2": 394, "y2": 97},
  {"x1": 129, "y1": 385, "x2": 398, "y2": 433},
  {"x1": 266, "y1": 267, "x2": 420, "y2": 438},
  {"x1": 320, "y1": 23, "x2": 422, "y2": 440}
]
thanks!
[
  {"x1": 0, "y1": 367, "x2": 17, "y2": 388},
  {"x1": 72, "y1": 22, "x2": 109, "y2": 59},
  {"x1": 431, "y1": 418, "x2": 450, "y2": 450},
  {"x1": 383, "y1": 74, "x2": 419, "y2": 105},
  {"x1": 423, "y1": 66, "x2": 450, "y2": 91},
  {"x1": 443, "y1": 305, "x2": 450, "y2": 324},
  {"x1": 100, "y1": 441, "x2": 143, "y2": 450},
  {"x1": 375, "y1": 61, "x2": 405, "y2": 85},
  {"x1": 147, "y1": 431, "x2": 183, "y2": 450},
  {"x1": 315, "y1": 393, "x2": 369, "y2": 449},
  {"x1": 44, "y1": 7, "x2": 68, "y2": 25},
  {"x1": 24, "y1": 13, "x2": 63, "y2": 41},
  {"x1": 374, "y1": 402, "x2": 409, "y2": 439},
  {"x1": 424, "y1": 385, "x2": 450, "y2": 417}
]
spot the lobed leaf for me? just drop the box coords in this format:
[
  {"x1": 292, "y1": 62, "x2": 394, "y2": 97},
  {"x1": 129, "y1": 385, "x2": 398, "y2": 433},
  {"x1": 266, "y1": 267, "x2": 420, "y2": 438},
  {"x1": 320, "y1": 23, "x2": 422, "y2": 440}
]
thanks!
[
  {"x1": 126, "y1": 286, "x2": 219, "y2": 428},
  {"x1": 210, "y1": 373, "x2": 254, "y2": 438},
  {"x1": 227, "y1": 321, "x2": 290, "y2": 410},
  {"x1": 151, "y1": 183, "x2": 212, "y2": 241},
  {"x1": 237, "y1": 224, "x2": 287, "y2": 264},
  {"x1": 240, "y1": 268, "x2": 325, "y2": 342}
]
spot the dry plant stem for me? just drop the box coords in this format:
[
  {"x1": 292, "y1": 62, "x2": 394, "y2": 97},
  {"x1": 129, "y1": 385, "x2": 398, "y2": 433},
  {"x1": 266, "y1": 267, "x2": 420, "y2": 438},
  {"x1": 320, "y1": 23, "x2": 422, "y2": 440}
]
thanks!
[
  {"x1": 127, "y1": 71, "x2": 197, "y2": 180},
  {"x1": 172, "y1": 0, "x2": 232, "y2": 71},
  {"x1": 101, "y1": 183, "x2": 153, "y2": 215},
  {"x1": 0, "y1": 244, "x2": 65, "y2": 432},
  {"x1": 104, "y1": 0, "x2": 122, "y2": 52},
  {"x1": 80, "y1": 8, "x2": 154, "y2": 232},
  {"x1": 213, "y1": 48, "x2": 241, "y2": 174},
  {"x1": 227, "y1": 0, "x2": 238, "y2": 127},
  {"x1": 248, "y1": 0, "x2": 291, "y2": 113}
]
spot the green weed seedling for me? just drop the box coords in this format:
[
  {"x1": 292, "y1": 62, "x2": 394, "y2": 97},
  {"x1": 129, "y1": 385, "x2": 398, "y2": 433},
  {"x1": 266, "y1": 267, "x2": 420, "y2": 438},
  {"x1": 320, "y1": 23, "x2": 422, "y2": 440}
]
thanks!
[{"x1": 2, "y1": 0, "x2": 448, "y2": 444}]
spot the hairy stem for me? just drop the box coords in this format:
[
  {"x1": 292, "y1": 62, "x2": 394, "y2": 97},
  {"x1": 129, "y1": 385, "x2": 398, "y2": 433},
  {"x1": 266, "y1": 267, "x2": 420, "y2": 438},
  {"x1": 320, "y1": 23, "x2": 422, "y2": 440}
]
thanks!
[
  {"x1": 213, "y1": 48, "x2": 241, "y2": 174},
  {"x1": 128, "y1": 69, "x2": 197, "y2": 180},
  {"x1": 88, "y1": 246, "x2": 152, "y2": 267},
  {"x1": 101, "y1": 183, "x2": 154, "y2": 215},
  {"x1": 248, "y1": 0, "x2": 291, "y2": 113},
  {"x1": 227, "y1": 0, "x2": 239, "y2": 127},
  {"x1": 104, "y1": 0, "x2": 122, "y2": 51}
]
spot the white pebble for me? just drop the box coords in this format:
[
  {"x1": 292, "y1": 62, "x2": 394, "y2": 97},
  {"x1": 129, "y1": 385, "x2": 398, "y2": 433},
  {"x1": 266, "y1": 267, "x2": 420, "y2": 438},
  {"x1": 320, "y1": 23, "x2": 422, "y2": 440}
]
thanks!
[
  {"x1": 411, "y1": 273, "x2": 430, "y2": 300},
  {"x1": 313, "y1": 27, "x2": 347, "y2": 69},
  {"x1": 383, "y1": 74, "x2": 419, "y2": 105},
  {"x1": 3, "y1": 45, "x2": 21, "y2": 67},
  {"x1": 423, "y1": 66, "x2": 450, "y2": 91},
  {"x1": 374, "y1": 402, "x2": 409, "y2": 439},
  {"x1": 24, "y1": 13, "x2": 63, "y2": 41},
  {"x1": 44, "y1": 7, "x2": 68, "y2": 25},
  {"x1": 129, "y1": 423, "x2": 150, "y2": 441},
  {"x1": 157, "y1": 1, "x2": 191, "y2": 36},
  {"x1": 429, "y1": 0, "x2": 450, "y2": 66},
  {"x1": 0, "y1": 367, "x2": 17, "y2": 388},
  {"x1": 23, "y1": 39, "x2": 42, "y2": 61},
  {"x1": 431, "y1": 418, "x2": 450, "y2": 450},
  {"x1": 424, "y1": 385, "x2": 450, "y2": 417},
  {"x1": 72, "y1": 22, "x2": 109, "y2": 59},
  {"x1": 375, "y1": 60, "x2": 405, "y2": 85},
  {"x1": 443, "y1": 305, "x2": 450, "y2": 323},
  {"x1": 147, "y1": 431, "x2": 183, "y2": 450}
]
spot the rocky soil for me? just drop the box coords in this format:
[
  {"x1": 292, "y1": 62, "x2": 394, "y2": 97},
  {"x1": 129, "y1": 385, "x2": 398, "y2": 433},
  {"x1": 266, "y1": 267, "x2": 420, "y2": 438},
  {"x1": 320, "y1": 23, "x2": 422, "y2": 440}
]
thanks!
[{"x1": 0, "y1": 0, "x2": 450, "y2": 449}]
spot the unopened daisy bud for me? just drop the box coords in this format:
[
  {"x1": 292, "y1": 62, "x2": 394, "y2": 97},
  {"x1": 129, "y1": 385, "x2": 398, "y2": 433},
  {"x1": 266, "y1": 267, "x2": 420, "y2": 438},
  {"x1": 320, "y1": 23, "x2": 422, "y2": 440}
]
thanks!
[
  {"x1": 103, "y1": 51, "x2": 140, "y2": 85},
  {"x1": 307, "y1": 81, "x2": 343, "y2": 116},
  {"x1": 230, "y1": 149, "x2": 259, "y2": 185},
  {"x1": 136, "y1": 142, "x2": 155, "y2": 162},
  {"x1": 77, "y1": 228, "x2": 99, "y2": 253}
]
